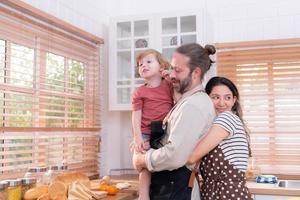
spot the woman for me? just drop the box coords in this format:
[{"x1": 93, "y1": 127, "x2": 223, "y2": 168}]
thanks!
[{"x1": 188, "y1": 76, "x2": 252, "y2": 200}]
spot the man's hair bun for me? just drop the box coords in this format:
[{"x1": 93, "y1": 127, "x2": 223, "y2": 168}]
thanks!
[{"x1": 204, "y1": 44, "x2": 216, "y2": 55}]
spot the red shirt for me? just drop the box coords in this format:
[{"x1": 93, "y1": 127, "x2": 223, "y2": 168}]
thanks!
[{"x1": 132, "y1": 79, "x2": 173, "y2": 133}]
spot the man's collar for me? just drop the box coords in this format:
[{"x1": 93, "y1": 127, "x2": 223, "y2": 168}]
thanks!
[{"x1": 177, "y1": 84, "x2": 204, "y2": 104}]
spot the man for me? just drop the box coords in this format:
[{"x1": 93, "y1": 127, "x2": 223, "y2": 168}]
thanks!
[{"x1": 133, "y1": 43, "x2": 216, "y2": 199}]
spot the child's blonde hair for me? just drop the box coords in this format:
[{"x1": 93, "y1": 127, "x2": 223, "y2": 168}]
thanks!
[{"x1": 136, "y1": 49, "x2": 170, "y2": 70}]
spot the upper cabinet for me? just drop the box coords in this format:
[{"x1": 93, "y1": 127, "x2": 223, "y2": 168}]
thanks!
[{"x1": 109, "y1": 11, "x2": 206, "y2": 110}]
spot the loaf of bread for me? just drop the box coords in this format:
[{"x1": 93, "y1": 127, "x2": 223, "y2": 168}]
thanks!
[
  {"x1": 37, "y1": 193, "x2": 51, "y2": 200},
  {"x1": 48, "y1": 181, "x2": 67, "y2": 199},
  {"x1": 52, "y1": 195, "x2": 68, "y2": 200},
  {"x1": 53, "y1": 172, "x2": 90, "y2": 188},
  {"x1": 23, "y1": 185, "x2": 48, "y2": 200}
]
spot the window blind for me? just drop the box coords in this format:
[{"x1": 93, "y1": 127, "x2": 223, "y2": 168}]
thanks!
[
  {"x1": 0, "y1": 131, "x2": 100, "y2": 180},
  {"x1": 0, "y1": 1, "x2": 103, "y2": 179},
  {"x1": 216, "y1": 39, "x2": 300, "y2": 175}
]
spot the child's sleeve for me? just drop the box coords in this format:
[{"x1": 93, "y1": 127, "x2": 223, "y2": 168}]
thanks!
[{"x1": 132, "y1": 88, "x2": 143, "y2": 111}]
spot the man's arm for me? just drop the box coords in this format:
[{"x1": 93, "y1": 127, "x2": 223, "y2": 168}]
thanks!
[{"x1": 145, "y1": 102, "x2": 214, "y2": 172}]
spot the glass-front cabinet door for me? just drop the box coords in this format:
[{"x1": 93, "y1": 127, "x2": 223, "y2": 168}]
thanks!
[
  {"x1": 160, "y1": 15, "x2": 198, "y2": 62},
  {"x1": 110, "y1": 18, "x2": 152, "y2": 110}
]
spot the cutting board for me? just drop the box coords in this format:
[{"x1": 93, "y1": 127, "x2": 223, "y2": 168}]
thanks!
[{"x1": 91, "y1": 178, "x2": 138, "y2": 197}]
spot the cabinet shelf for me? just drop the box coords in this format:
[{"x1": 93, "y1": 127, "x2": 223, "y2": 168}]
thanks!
[
  {"x1": 161, "y1": 33, "x2": 190, "y2": 38},
  {"x1": 117, "y1": 49, "x2": 131, "y2": 52},
  {"x1": 161, "y1": 32, "x2": 197, "y2": 36},
  {"x1": 117, "y1": 37, "x2": 132, "y2": 41},
  {"x1": 116, "y1": 85, "x2": 131, "y2": 88},
  {"x1": 133, "y1": 47, "x2": 148, "y2": 51}
]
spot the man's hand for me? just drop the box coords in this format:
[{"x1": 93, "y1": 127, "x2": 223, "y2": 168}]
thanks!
[{"x1": 132, "y1": 152, "x2": 146, "y2": 172}]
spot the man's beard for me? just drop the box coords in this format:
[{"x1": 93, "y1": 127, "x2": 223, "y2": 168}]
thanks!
[{"x1": 173, "y1": 73, "x2": 192, "y2": 94}]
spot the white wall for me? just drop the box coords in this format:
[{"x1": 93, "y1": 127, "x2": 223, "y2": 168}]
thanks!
[
  {"x1": 22, "y1": 0, "x2": 300, "y2": 176},
  {"x1": 208, "y1": 0, "x2": 300, "y2": 42},
  {"x1": 22, "y1": 0, "x2": 109, "y2": 36},
  {"x1": 106, "y1": 0, "x2": 300, "y2": 42},
  {"x1": 105, "y1": 0, "x2": 206, "y2": 16}
]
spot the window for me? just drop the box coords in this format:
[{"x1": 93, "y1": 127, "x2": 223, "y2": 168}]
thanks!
[
  {"x1": 0, "y1": 1, "x2": 103, "y2": 179},
  {"x1": 216, "y1": 39, "x2": 300, "y2": 176},
  {"x1": 1, "y1": 42, "x2": 35, "y2": 127}
]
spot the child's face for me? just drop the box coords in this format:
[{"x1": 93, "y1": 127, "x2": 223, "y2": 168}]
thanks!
[{"x1": 138, "y1": 54, "x2": 161, "y2": 79}]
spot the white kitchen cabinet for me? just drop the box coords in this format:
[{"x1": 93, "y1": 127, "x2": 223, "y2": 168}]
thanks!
[
  {"x1": 253, "y1": 194, "x2": 300, "y2": 199},
  {"x1": 109, "y1": 16, "x2": 153, "y2": 110},
  {"x1": 109, "y1": 10, "x2": 206, "y2": 110}
]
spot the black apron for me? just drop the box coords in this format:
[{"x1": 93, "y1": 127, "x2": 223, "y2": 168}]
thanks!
[{"x1": 150, "y1": 166, "x2": 192, "y2": 200}]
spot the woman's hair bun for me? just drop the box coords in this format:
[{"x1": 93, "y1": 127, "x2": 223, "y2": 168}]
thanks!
[{"x1": 204, "y1": 44, "x2": 216, "y2": 55}]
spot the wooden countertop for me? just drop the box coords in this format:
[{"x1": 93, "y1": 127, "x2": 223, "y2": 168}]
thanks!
[{"x1": 247, "y1": 181, "x2": 300, "y2": 196}]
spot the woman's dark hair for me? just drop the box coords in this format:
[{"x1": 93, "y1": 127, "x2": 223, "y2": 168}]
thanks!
[
  {"x1": 175, "y1": 43, "x2": 216, "y2": 80},
  {"x1": 205, "y1": 76, "x2": 252, "y2": 156}
]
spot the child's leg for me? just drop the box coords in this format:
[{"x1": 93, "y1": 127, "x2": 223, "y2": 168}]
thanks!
[
  {"x1": 134, "y1": 133, "x2": 151, "y2": 200},
  {"x1": 138, "y1": 168, "x2": 151, "y2": 200}
]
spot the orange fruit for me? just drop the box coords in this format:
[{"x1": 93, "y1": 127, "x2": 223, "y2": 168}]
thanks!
[
  {"x1": 106, "y1": 185, "x2": 118, "y2": 195},
  {"x1": 99, "y1": 184, "x2": 109, "y2": 191}
]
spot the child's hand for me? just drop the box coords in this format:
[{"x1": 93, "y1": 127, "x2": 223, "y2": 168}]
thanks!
[
  {"x1": 161, "y1": 69, "x2": 170, "y2": 80},
  {"x1": 134, "y1": 137, "x2": 145, "y2": 153}
]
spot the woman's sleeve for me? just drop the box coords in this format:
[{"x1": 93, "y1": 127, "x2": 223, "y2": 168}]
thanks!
[{"x1": 213, "y1": 112, "x2": 236, "y2": 136}]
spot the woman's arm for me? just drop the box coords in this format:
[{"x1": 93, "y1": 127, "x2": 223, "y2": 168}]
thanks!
[{"x1": 187, "y1": 125, "x2": 229, "y2": 164}]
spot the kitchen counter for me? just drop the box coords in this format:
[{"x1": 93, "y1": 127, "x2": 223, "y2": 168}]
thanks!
[
  {"x1": 247, "y1": 181, "x2": 300, "y2": 196},
  {"x1": 105, "y1": 193, "x2": 137, "y2": 200},
  {"x1": 94, "y1": 175, "x2": 300, "y2": 198}
]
